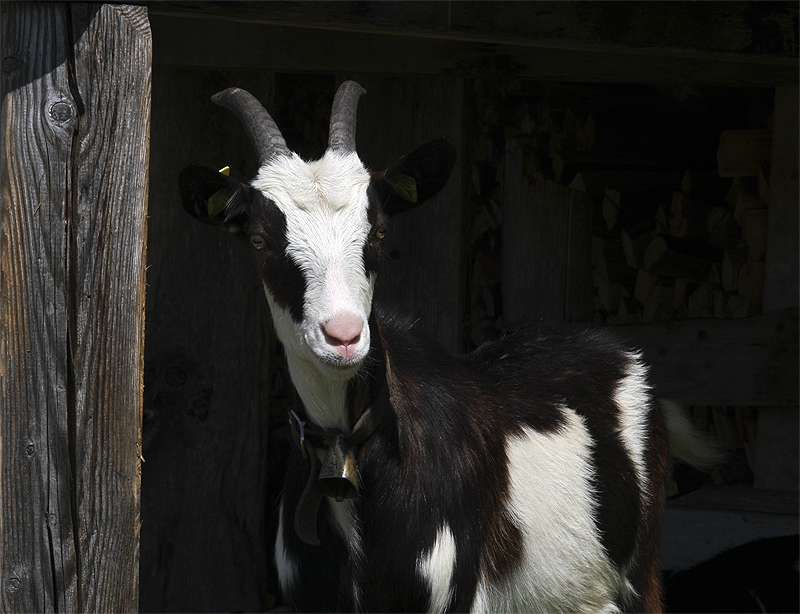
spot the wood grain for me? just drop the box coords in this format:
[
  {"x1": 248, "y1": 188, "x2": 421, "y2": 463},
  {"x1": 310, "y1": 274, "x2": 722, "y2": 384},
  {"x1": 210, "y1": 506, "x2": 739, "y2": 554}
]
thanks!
[
  {"x1": 619, "y1": 307, "x2": 798, "y2": 406},
  {"x1": 69, "y1": 5, "x2": 151, "y2": 612},
  {"x1": 1, "y1": 5, "x2": 77, "y2": 611},
  {"x1": 503, "y1": 139, "x2": 593, "y2": 326},
  {"x1": 352, "y1": 75, "x2": 464, "y2": 352},
  {"x1": 0, "y1": 3, "x2": 150, "y2": 611},
  {"x1": 147, "y1": 11, "x2": 798, "y2": 86},
  {"x1": 140, "y1": 67, "x2": 273, "y2": 613}
]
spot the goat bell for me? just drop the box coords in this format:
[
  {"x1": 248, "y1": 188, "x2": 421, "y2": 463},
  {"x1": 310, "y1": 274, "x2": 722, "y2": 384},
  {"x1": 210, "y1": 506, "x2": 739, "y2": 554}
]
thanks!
[{"x1": 318, "y1": 435, "x2": 359, "y2": 502}]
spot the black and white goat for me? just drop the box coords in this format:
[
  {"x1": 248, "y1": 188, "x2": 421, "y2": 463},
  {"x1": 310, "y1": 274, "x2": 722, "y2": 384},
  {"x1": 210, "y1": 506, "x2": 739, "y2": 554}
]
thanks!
[{"x1": 179, "y1": 81, "x2": 718, "y2": 613}]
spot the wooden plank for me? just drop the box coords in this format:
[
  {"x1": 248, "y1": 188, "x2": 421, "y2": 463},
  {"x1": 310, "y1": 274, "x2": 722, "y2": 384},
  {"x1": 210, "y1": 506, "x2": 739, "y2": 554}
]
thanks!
[
  {"x1": 617, "y1": 307, "x2": 798, "y2": 406},
  {"x1": 141, "y1": 67, "x2": 273, "y2": 613},
  {"x1": 565, "y1": 180, "x2": 594, "y2": 323},
  {"x1": 1, "y1": 3, "x2": 150, "y2": 611},
  {"x1": 503, "y1": 158, "x2": 566, "y2": 325},
  {"x1": 663, "y1": 486, "x2": 798, "y2": 570},
  {"x1": 1, "y1": 4, "x2": 76, "y2": 611},
  {"x1": 755, "y1": 85, "x2": 800, "y2": 491},
  {"x1": 68, "y1": 5, "x2": 151, "y2": 611},
  {"x1": 352, "y1": 75, "x2": 464, "y2": 352},
  {"x1": 148, "y1": 14, "x2": 798, "y2": 86},
  {"x1": 148, "y1": 2, "x2": 799, "y2": 60},
  {"x1": 662, "y1": 505, "x2": 798, "y2": 571},
  {"x1": 668, "y1": 486, "x2": 799, "y2": 515},
  {"x1": 716, "y1": 130, "x2": 773, "y2": 177},
  {"x1": 763, "y1": 86, "x2": 799, "y2": 312},
  {"x1": 503, "y1": 139, "x2": 593, "y2": 326}
]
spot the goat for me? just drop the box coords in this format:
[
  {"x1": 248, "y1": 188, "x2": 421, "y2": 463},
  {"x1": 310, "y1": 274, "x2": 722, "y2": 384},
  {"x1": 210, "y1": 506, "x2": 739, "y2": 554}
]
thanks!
[{"x1": 179, "y1": 81, "x2": 719, "y2": 613}]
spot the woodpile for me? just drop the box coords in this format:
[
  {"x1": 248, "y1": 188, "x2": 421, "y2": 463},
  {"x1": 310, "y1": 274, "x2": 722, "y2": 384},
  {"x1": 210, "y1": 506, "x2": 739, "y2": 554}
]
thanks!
[
  {"x1": 464, "y1": 81, "x2": 776, "y2": 487},
  {"x1": 590, "y1": 129, "x2": 772, "y2": 324}
]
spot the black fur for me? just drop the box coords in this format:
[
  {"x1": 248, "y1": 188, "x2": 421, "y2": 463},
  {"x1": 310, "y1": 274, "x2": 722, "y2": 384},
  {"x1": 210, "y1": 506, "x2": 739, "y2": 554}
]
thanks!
[
  {"x1": 244, "y1": 191, "x2": 306, "y2": 324},
  {"x1": 278, "y1": 308, "x2": 662, "y2": 612}
]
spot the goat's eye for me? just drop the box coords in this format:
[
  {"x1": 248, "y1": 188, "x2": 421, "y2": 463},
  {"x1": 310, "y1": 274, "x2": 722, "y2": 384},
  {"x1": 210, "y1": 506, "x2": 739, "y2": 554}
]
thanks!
[
  {"x1": 250, "y1": 235, "x2": 267, "y2": 250},
  {"x1": 375, "y1": 224, "x2": 387, "y2": 240}
]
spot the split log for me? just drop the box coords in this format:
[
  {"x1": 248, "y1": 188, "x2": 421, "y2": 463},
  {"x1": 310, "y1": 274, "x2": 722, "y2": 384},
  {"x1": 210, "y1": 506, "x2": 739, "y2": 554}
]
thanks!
[
  {"x1": 717, "y1": 130, "x2": 772, "y2": 177},
  {"x1": 672, "y1": 278, "x2": 693, "y2": 312},
  {"x1": 669, "y1": 191, "x2": 711, "y2": 239},
  {"x1": 643, "y1": 284, "x2": 675, "y2": 322},
  {"x1": 706, "y1": 206, "x2": 742, "y2": 251},
  {"x1": 620, "y1": 227, "x2": 655, "y2": 269},
  {"x1": 726, "y1": 177, "x2": 763, "y2": 223},
  {"x1": 603, "y1": 188, "x2": 620, "y2": 231},
  {"x1": 722, "y1": 248, "x2": 748, "y2": 292},
  {"x1": 739, "y1": 260, "x2": 766, "y2": 310},
  {"x1": 634, "y1": 268, "x2": 656, "y2": 306},
  {"x1": 740, "y1": 206, "x2": 769, "y2": 261},
  {"x1": 687, "y1": 282, "x2": 713, "y2": 318},
  {"x1": 644, "y1": 236, "x2": 714, "y2": 281}
]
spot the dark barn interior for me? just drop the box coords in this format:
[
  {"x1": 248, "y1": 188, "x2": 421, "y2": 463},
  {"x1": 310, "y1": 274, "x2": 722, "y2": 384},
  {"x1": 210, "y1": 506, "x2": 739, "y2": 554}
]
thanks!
[
  {"x1": 1, "y1": 2, "x2": 796, "y2": 613},
  {"x1": 140, "y1": 3, "x2": 798, "y2": 612}
]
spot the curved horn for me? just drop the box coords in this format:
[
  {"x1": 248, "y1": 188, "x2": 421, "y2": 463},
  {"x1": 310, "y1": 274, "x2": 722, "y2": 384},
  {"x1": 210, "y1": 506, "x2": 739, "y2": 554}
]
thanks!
[
  {"x1": 211, "y1": 87, "x2": 290, "y2": 164},
  {"x1": 328, "y1": 81, "x2": 366, "y2": 153}
]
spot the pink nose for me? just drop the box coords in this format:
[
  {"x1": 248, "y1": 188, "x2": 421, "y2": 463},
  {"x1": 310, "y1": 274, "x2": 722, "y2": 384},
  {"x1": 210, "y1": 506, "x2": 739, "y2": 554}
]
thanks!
[{"x1": 322, "y1": 313, "x2": 363, "y2": 356}]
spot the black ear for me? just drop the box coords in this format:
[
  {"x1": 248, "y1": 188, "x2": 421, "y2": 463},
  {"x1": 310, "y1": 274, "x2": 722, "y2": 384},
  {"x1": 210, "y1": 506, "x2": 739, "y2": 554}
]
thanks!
[
  {"x1": 374, "y1": 137, "x2": 457, "y2": 215},
  {"x1": 178, "y1": 165, "x2": 250, "y2": 229}
]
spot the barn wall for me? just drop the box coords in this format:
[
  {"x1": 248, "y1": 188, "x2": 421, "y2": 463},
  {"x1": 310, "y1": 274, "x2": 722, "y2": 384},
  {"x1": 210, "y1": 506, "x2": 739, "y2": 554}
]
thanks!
[
  {"x1": 141, "y1": 67, "x2": 274, "y2": 613},
  {"x1": 353, "y1": 75, "x2": 465, "y2": 351}
]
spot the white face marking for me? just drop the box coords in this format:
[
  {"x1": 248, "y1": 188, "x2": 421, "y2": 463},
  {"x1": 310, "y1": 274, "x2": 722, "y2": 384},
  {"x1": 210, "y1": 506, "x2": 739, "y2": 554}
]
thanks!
[
  {"x1": 417, "y1": 524, "x2": 457, "y2": 614},
  {"x1": 475, "y1": 412, "x2": 624, "y2": 613},
  {"x1": 251, "y1": 150, "x2": 374, "y2": 427}
]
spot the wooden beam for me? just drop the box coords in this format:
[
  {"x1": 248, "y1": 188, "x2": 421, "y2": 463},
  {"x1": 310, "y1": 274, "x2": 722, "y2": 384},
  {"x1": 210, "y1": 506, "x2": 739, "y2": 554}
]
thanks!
[
  {"x1": 663, "y1": 487, "x2": 798, "y2": 571},
  {"x1": 0, "y1": 4, "x2": 150, "y2": 611},
  {"x1": 1, "y1": 5, "x2": 75, "y2": 610},
  {"x1": 148, "y1": 13, "x2": 798, "y2": 85},
  {"x1": 69, "y1": 6, "x2": 150, "y2": 611},
  {"x1": 618, "y1": 307, "x2": 798, "y2": 406},
  {"x1": 148, "y1": 1, "x2": 799, "y2": 61},
  {"x1": 763, "y1": 86, "x2": 799, "y2": 312},
  {"x1": 754, "y1": 85, "x2": 799, "y2": 491}
]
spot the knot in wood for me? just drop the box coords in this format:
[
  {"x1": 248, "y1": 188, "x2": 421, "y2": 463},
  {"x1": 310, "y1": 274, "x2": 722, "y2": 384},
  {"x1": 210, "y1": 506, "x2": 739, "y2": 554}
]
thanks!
[
  {"x1": 49, "y1": 100, "x2": 75, "y2": 125},
  {"x1": 2, "y1": 56, "x2": 19, "y2": 76}
]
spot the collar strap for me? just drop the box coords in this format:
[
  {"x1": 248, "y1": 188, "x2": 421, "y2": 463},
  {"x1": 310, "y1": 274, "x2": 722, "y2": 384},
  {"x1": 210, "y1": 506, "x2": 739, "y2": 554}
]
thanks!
[{"x1": 286, "y1": 366, "x2": 388, "y2": 546}]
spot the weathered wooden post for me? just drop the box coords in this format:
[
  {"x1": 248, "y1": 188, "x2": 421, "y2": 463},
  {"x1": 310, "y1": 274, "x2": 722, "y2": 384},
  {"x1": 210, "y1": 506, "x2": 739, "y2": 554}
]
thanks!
[{"x1": 1, "y1": 3, "x2": 150, "y2": 611}]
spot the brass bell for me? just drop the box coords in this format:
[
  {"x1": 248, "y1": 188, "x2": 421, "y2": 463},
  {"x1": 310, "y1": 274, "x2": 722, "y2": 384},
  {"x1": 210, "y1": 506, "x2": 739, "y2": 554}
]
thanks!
[{"x1": 318, "y1": 435, "x2": 359, "y2": 502}]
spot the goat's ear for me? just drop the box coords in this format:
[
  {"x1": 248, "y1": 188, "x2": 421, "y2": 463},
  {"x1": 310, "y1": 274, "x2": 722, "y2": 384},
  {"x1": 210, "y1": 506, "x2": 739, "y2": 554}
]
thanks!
[
  {"x1": 373, "y1": 136, "x2": 457, "y2": 215},
  {"x1": 178, "y1": 165, "x2": 250, "y2": 229}
]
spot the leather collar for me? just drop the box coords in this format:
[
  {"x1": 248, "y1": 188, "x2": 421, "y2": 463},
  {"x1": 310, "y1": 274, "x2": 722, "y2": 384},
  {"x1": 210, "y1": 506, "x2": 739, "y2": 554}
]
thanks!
[{"x1": 286, "y1": 358, "x2": 389, "y2": 546}]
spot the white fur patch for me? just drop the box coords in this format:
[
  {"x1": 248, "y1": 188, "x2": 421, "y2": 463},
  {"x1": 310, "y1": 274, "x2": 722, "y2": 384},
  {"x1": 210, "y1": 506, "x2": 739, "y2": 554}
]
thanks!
[
  {"x1": 613, "y1": 352, "x2": 651, "y2": 494},
  {"x1": 275, "y1": 503, "x2": 298, "y2": 599},
  {"x1": 473, "y1": 411, "x2": 623, "y2": 613},
  {"x1": 417, "y1": 524, "x2": 456, "y2": 614},
  {"x1": 327, "y1": 498, "x2": 364, "y2": 609}
]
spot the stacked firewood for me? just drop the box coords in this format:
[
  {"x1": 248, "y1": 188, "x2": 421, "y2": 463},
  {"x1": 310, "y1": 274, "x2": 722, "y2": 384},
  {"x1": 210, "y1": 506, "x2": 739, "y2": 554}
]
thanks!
[{"x1": 591, "y1": 129, "x2": 772, "y2": 324}]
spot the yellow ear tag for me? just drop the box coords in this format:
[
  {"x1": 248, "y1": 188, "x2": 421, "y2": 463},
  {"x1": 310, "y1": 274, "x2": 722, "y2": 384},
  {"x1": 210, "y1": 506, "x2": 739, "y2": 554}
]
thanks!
[
  {"x1": 206, "y1": 166, "x2": 232, "y2": 219},
  {"x1": 394, "y1": 174, "x2": 418, "y2": 203}
]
